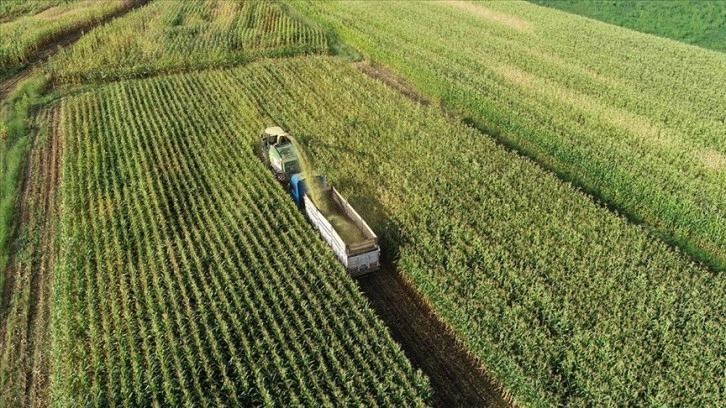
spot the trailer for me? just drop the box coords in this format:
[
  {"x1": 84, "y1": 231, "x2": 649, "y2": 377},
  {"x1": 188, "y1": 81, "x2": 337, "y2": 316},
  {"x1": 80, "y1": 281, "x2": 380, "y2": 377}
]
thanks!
[{"x1": 290, "y1": 174, "x2": 380, "y2": 277}]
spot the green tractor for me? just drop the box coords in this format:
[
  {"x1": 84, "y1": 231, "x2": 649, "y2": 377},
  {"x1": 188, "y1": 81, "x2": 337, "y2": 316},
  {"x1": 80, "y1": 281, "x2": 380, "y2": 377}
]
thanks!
[{"x1": 260, "y1": 126, "x2": 301, "y2": 182}]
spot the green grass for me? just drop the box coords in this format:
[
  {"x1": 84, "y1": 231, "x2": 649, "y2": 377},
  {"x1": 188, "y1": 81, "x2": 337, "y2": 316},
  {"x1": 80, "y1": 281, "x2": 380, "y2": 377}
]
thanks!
[
  {"x1": 530, "y1": 0, "x2": 726, "y2": 52},
  {"x1": 293, "y1": 0, "x2": 726, "y2": 273}
]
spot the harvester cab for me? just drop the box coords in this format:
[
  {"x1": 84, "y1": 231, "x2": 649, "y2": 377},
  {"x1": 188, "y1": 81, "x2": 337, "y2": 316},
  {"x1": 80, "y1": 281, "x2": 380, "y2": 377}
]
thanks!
[{"x1": 261, "y1": 126, "x2": 300, "y2": 181}]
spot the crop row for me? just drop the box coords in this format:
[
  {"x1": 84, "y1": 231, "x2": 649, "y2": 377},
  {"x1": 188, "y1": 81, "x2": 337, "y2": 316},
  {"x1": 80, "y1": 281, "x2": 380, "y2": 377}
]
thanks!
[
  {"x1": 0, "y1": 0, "x2": 129, "y2": 73},
  {"x1": 292, "y1": 0, "x2": 726, "y2": 271},
  {"x1": 0, "y1": 0, "x2": 68, "y2": 23},
  {"x1": 530, "y1": 0, "x2": 726, "y2": 53},
  {"x1": 52, "y1": 70, "x2": 429, "y2": 406},
  {"x1": 46, "y1": 0, "x2": 328, "y2": 84},
  {"x1": 165, "y1": 56, "x2": 722, "y2": 407}
]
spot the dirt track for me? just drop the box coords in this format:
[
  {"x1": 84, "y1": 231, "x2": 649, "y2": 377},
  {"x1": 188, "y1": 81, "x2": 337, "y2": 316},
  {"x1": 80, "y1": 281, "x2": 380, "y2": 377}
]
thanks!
[
  {"x1": 0, "y1": 108, "x2": 62, "y2": 406},
  {"x1": 357, "y1": 261, "x2": 511, "y2": 407}
]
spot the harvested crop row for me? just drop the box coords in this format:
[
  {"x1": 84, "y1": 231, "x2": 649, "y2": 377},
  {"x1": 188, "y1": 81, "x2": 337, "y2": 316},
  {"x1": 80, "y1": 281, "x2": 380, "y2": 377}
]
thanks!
[
  {"x1": 141, "y1": 56, "x2": 723, "y2": 407},
  {"x1": 46, "y1": 0, "x2": 328, "y2": 83},
  {"x1": 52, "y1": 71, "x2": 430, "y2": 405},
  {"x1": 292, "y1": 0, "x2": 726, "y2": 272}
]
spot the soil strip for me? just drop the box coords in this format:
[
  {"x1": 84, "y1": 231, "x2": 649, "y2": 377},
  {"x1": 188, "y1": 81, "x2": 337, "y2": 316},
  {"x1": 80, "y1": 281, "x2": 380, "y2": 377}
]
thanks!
[
  {"x1": 0, "y1": 107, "x2": 62, "y2": 407},
  {"x1": 356, "y1": 61, "x2": 431, "y2": 106},
  {"x1": 357, "y1": 260, "x2": 512, "y2": 408}
]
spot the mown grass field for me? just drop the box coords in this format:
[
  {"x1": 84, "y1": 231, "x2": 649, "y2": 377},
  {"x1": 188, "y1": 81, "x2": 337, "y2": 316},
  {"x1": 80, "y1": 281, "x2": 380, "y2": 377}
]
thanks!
[
  {"x1": 294, "y1": 0, "x2": 726, "y2": 273},
  {"x1": 47, "y1": 0, "x2": 328, "y2": 83},
  {"x1": 530, "y1": 0, "x2": 726, "y2": 52}
]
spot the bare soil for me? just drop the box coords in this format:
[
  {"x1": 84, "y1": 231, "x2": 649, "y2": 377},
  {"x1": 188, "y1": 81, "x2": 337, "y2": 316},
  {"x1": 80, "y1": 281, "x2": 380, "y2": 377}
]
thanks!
[
  {"x1": 357, "y1": 260, "x2": 512, "y2": 408},
  {"x1": 356, "y1": 61, "x2": 432, "y2": 106}
]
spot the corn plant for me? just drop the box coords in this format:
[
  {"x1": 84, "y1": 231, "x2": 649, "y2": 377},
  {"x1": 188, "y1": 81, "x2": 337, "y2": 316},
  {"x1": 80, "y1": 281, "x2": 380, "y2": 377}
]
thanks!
[
  {"x1": 157, "y1": 56, "x2": 722, "y2": 407},
  {"x1": 0, "y1": 0, "x2": 129, "y2": 72}
]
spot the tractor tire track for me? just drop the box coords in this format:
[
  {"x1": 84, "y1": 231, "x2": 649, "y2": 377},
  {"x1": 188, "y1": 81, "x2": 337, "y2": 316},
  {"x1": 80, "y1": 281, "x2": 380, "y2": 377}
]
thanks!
[
  {"x1": 0, "y1": 107, "x2": 62, "y2": 407},
  {"x1": 357, "y1": 260, "x2": 512, "y2": 408}
]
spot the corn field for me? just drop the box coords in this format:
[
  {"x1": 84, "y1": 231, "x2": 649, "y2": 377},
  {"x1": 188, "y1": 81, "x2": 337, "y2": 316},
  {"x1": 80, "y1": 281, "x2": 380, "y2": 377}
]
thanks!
[
  {"x1": 293, "y1": 0, "x2": 726, "y2": 272},
  {"x1": 52, "y1": 65, "x2": 430, "y2": 405},
  {"x1": 0, "y1": 0, "x2": 128, "y2": 72},
  {"x1": 0, "y1": 0, "x2": 72, "y2": 23},
  {"x1": 47, "y1": 0, "x2": 328, "y2": 83},
  {"x1": 115, "y1": 55, "x2": 726, "y2": 407}
]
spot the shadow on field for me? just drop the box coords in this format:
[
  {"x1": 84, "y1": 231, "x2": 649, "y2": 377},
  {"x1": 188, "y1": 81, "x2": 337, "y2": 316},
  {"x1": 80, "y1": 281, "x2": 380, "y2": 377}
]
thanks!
[
  {"x1": 356, "y1": 261, "x2": 511, "y2": 408},
  {"x1": 333, "y1": 175, "x2": 510, "y2": 408}
]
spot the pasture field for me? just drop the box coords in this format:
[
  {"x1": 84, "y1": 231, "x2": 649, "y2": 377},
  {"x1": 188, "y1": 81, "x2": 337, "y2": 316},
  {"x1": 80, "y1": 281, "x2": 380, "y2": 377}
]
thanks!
[
  {"x1": 47, "y1": 0, "x2": 328, "y2": 83},
  {"x1": 51, "y1": 55, "x2": 724, "y2": 407},
  {"x1": 49, "y1": 63, "x2": 430, "y2": 406},
  {"x1": 294, "y1": 0, "x2": 726, "y2": 272},
  {"x1": 530, "y1": 0, "x2": 726, "y2": 52},
  {"x1": 0, "y1": 0, "x2": 132, "y2": 78}
]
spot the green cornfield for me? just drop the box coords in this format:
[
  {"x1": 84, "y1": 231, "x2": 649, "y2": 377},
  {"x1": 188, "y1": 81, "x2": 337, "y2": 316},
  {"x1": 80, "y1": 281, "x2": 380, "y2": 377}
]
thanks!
[
  {"x1": 52, "y1": 62, "x2": 430, "y2": 405},
  {"x1": 47, "y1": 0, "x2": 328, "y2": 83},
  {"x1": 293, "y1": 0, "x2": 726, "y2": 272},
  {"x1": 0, "y1": 0, "x2": 129, "y2": 73},
  {"x1": 0, "y1": 0, "x2": 74, "y2": 23},
  {"x1": 97, "y1": 55, "x2": 726, "y2": 407},
  {"x1": 3, "y1": 1, "x2": 724, "y2": 406}
]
